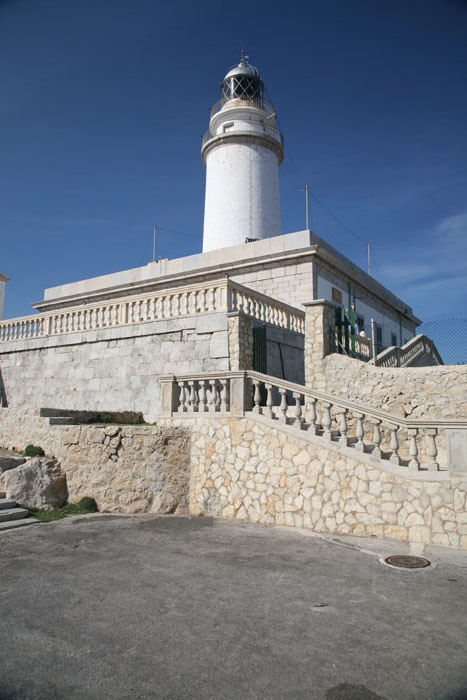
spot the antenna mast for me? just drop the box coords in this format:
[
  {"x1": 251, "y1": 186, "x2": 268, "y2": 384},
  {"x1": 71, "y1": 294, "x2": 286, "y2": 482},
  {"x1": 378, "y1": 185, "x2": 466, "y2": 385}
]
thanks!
[
  {"x1": 299, "y1": 184, "x2": 310, "y2": 230},
  {"x1": 152, "y1": 222, "x2": 156, "y2": 262}
]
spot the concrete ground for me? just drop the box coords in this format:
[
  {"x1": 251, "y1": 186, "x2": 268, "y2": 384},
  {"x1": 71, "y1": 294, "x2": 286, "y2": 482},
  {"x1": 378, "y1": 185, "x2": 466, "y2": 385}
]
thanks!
[{"x1": 0, "y1": 516, "x2": 466, "y2": 700}]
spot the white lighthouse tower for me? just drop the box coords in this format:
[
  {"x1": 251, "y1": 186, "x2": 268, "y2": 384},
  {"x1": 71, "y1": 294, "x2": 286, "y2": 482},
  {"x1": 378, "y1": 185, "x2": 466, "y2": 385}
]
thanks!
[{"x1": 201, "y1": 53, "x2": 284, "y2": 253}]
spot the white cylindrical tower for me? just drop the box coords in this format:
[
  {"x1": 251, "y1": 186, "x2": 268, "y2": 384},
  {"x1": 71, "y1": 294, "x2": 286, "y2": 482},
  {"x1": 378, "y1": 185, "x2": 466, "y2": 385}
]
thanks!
[{"x1": 201, "y1": 55, "x2": 284, "y2": 253}]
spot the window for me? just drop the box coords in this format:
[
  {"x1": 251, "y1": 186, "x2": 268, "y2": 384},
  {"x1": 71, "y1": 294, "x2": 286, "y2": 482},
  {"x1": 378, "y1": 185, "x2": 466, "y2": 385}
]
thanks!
[
  {"x1": 357, "y1": 316, "x2": 365, "y2": 332},
  {"x1": 391, "y1": 333, "x2": 397, "y2": 347}
]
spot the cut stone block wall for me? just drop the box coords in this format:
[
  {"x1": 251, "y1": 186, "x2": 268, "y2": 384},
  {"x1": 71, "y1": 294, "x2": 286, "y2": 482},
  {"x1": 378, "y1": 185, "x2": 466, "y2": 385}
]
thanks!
[
  {"x1": 227, "y1": 312, "x2": 304, "y2": 383},
  {"x1": 265, "y1": 325, "x2": 304, "y2": 385},
  {"x1": 0, "y1": 313, "x2": 229, "y2": 421}
]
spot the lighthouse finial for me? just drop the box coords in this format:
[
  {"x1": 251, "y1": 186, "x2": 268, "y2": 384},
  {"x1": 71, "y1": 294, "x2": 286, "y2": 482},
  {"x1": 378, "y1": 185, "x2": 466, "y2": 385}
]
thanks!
[{"x1": 240, "y1": 48, "x2": 249, "y2": 64}]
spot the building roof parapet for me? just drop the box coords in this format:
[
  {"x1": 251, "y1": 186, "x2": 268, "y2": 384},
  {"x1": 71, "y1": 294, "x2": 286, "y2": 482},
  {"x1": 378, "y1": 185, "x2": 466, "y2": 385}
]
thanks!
[{"x1": 35, "y1": 230, "x2": 420, "y2": 325}]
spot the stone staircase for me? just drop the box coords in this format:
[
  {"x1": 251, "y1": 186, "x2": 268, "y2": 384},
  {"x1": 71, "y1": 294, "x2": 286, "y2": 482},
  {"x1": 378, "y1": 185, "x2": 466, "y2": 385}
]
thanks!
[{"x1": 0, "y1": 491, "x2": 34, "y2": 532}]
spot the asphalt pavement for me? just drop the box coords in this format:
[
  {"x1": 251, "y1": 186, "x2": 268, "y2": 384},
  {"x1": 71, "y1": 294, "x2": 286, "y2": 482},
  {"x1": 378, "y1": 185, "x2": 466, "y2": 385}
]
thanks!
[{"x1": 0, "y1": 514, "x2": 466, "y2": 700}]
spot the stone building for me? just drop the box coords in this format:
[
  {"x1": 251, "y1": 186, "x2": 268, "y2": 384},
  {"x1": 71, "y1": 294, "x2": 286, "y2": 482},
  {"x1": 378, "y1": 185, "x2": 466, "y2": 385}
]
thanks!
[{"x1": 1, "y1": 57, "x2": 465, "y2": 549}]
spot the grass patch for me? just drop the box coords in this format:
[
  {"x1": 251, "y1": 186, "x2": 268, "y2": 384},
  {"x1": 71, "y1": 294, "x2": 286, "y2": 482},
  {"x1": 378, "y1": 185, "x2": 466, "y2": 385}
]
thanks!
[{"x1": 27, "y1": 497, "x2": 98, "y2": 522}]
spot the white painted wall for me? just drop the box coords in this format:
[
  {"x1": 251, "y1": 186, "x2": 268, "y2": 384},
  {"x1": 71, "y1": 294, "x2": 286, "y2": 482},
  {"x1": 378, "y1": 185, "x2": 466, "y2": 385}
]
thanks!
[
  {"x1": 202, "y1": 102, "x2": 282, "y2": 252},
  {"x1": 317, "y1": 275, "x2": 414, "y2": 347},
  {"x1": 203, "y1": 142, "x2": 281, "y2": 251}
]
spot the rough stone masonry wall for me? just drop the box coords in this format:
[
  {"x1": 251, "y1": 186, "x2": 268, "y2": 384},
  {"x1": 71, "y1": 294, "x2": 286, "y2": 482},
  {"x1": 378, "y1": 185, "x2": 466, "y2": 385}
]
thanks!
[
  {"x1": 0, "y1": 421, "x2": 192, "y2": 515},
  {"x1": 2, "y1": 412, "x2": 465, "y2": 547},
  {"x1": 318, "y1": 354, "x2": 467, "y2": 420},
  {"x1": 167, "y1": 415, "x2": 467, "y2": 549}
]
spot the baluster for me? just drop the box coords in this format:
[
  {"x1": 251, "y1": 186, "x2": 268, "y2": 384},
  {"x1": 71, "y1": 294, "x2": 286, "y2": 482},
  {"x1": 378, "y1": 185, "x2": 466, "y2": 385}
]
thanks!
[
  {"x1": 426, "y1": 428, "x2": 439, "y2": 471},
  {"x1": 387, "y1": 423, "x2": 401, "y2": 465},
  {"x1": 338, "y1": 407, "x2": 349, "y2": 445},
  {"x1": 371, "y1": 418, "x2": 382, "y2": 458},
  {"x1": 208, "y1": 379, "x2": 219, "y2": 412},
  {"x1": 408, "y1": 428, "x2": 419, "y2": 470},
  {"x1": 175, "y1": 294, "x2": 181, "y2": 316},
  {"x1": 220, "y1": 378, "x2": 229, "y2": 412},
  {"x1": 307, "y1": 397, "x2": 317, "y2": 434},
  {"x1": 252, "y1": 379, "x2": 262, "y2": 414},
  {"x1": 206, "y1": 287, "x2": 213, "y2": 312},
  {"x1": 264, "y1": 383, "x2": 273, "y2": 418},
  {"x1": 187, "y1": 381, "x2": 198, "y2": 412},
  {"x1": 353, "y1": 411, "x2": 365, "y2": 451},
  {"x1": 293, "y1": 392, "x2": 305, "y2": 430},
  {"x1": 212, "y1": 287, "x2": 218, "y2": 312},
  {"x1": 178, "y1": 381, "x2": 187, "y2": 412},
  {"x1": 278, "y1": 387, "x2": 287, "y2": 423},
  {"x1": 198, "y1": 380, "x2": 208, "y2": 412},
  {"x1": 321, "y1": 402, "x2": 332, "y2": 439}
]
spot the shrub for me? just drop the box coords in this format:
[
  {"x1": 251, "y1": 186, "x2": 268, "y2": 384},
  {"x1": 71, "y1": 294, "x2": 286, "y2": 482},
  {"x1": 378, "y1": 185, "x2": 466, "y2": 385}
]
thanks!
[
  {"x1": 24, "y1": 444, "x2": 45, "y2": 457},
  {"x1": 77, "y1": 496, "x2": 98, "y2": 512}
]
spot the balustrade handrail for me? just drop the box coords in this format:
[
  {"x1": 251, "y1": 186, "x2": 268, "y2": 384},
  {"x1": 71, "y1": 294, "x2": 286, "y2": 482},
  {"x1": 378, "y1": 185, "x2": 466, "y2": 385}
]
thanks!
[
  {"x1": 374, "y1": 334, "x2": 442, "y2": 367},
  {"x1": 210, "y1": 97, "x2": 276, "y2": 119},
  {"x1": 161, "y1": 369, "x2": 466, "y2": 473},
  {"x1": 161, "y1": 369, "x2": 467, "y2": 430},
  {"x1": 228, "y1": 280, "x2": 305, "y2": 322},
  {"x1": 0, "y1": 278, "x2": 305, "y2": 342},
  {"x1": 202, "y1": 126, "x2": 284, "y2": 148}
]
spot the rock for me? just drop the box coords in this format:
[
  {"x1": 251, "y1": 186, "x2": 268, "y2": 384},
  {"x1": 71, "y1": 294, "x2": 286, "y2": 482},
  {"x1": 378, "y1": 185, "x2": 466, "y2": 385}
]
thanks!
[
  {"x1": 0, "y1": 455, "x2": 26, "y2": 473},
  {"x1": 4, "y1": 457, "x2": 68, "y2": 510}
]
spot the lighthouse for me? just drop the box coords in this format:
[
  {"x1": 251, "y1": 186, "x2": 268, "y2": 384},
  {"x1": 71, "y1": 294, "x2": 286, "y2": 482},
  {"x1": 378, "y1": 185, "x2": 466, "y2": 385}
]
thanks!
[{"x1": 201, "y1": 53, "x2": 284, "y2": 253}]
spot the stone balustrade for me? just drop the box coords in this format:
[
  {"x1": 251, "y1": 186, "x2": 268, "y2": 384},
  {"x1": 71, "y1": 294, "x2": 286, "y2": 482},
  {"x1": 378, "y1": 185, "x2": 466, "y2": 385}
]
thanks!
[
  {"x1": 374, "y1": 334, "x2": 442, "y2": 368},
  {"x1": 0, "y1": 279, "x2": 305, "y2": 343},
  {"x1": 160, "y1": 370, "x2": 467, "y2": 473}
]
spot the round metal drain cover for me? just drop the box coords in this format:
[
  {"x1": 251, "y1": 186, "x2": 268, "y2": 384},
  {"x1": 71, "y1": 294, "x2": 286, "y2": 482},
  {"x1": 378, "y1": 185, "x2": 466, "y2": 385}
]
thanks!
[{"x1": 384, "y1": 555, "x2": 430, "y2": 569}]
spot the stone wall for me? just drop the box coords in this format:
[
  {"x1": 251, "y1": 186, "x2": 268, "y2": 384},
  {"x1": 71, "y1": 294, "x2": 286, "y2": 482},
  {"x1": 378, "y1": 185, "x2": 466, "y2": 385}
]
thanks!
[
  {"x1": 181, "y1": 415, "x2": 466, "y2": 548},
  {"x1": 0, "y1": 313, "x2": 229, "y2": 421},
  {"x1": 227, "y1": 313, "x2": 253, "y2": 371},
  {"x1": 227, "y1": 312, "x2": 304, "y2": 383},
  {"x1": 316, "y1": 354, "x2": 467, "y2": 420},
  {"x1": 1, "y1": 410, "x2": 465, "y2": 547},
  {"x1": 265, "y1": 325, "x2": 304, "y2": 385},
  {"x1": 0, "y1": 419, "x2": 191, "y2": 515}
]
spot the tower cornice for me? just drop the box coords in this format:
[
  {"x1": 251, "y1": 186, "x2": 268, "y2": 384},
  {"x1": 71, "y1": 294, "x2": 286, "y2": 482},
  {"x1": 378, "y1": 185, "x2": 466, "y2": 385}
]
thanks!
[{"x1": 201, "y1": 130, "x2": 284, "y2": 165}]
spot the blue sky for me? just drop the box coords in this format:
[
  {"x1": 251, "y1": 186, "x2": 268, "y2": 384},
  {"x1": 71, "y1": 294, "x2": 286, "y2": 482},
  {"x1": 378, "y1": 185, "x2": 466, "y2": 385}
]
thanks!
[{"x1": 1, "y1": 0, "x2": 466, "y2": 322}]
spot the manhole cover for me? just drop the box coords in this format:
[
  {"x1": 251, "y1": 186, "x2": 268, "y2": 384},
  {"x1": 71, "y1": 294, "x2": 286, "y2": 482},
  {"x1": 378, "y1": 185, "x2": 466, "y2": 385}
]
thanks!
[{"x1": 384, "y1": 555, "x2": 431, "y2": 569}]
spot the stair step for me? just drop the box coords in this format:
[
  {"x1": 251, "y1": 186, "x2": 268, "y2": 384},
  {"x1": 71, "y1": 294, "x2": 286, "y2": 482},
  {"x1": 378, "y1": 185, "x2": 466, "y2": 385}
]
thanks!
[
  {"x1": 0, "y1": 498, "x2": 17, "y2": 510},
  {"x1": 0, "y1": 518, "x2": 36, "y2": 532},
  {"x1": 48, "y1": 417, "x2": 76, "y2": 425},
  {"x1": 0, "y1": 508, "x2": 29, "y2": 522}
]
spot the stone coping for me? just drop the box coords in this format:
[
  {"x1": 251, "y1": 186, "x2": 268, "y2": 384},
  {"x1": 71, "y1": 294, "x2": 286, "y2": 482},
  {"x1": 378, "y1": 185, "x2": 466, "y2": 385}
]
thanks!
[{"x1": 32, "y1": 230, "x2": 419, "y2": 324}]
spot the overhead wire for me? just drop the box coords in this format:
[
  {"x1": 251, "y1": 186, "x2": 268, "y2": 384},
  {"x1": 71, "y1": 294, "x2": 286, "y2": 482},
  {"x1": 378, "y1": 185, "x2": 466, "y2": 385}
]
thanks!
[{"x1": 264, "y1": 84, "x2": 377, "y2": 271}]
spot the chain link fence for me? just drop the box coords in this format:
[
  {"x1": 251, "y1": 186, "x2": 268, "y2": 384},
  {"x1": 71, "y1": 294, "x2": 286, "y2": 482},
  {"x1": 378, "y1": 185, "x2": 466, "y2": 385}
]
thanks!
[{"x1": 417, "y1": 319, "x2": 467, "y2": 365}]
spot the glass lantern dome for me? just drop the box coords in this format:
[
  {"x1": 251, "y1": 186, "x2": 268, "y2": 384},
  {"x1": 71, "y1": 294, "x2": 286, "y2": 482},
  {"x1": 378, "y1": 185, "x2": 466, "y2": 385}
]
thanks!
[{"x1": 221, "y1": 52, "x2": 264, "y2": 108}]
